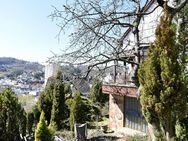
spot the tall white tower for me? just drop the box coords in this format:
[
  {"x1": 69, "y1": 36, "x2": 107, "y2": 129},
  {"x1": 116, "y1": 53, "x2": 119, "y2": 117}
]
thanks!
[{"x1": 44, "y1": 63, "x2": 60, "y2": 85}]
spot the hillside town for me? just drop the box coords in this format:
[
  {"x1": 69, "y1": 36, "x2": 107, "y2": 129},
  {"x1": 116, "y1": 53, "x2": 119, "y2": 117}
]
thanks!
[{"x1": 0, "y1": 71, "x2": 44, "y2": 96}]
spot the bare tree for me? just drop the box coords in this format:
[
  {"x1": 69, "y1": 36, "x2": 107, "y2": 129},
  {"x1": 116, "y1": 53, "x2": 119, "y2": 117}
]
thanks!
[{"x1": 49, "y1": 0, "x2": 188, "y2": 78}]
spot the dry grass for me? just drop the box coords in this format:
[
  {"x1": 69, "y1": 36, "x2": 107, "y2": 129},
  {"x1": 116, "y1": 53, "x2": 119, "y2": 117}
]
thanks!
[{"x1": 18, "y1": 95, "x2": 37, "y2": 112}]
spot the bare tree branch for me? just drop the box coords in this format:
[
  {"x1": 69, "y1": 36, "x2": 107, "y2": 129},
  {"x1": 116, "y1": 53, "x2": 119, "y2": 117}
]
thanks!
[{"x1": 49, "y1": 0, "x2": 188, "y2": 79}]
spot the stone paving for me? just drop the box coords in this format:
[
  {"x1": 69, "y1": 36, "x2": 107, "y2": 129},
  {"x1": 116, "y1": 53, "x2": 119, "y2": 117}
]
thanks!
[{"x1": 87, "y1": 127, "x2": 146, "y2": 141}]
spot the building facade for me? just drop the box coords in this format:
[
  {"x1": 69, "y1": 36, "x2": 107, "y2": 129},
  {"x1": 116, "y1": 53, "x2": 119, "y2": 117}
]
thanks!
[
  {"x1": 44, "y1": 63, "x2": 61, "y2": 85},
  {"x1": 102, "y1": 0, "x2": 163, "y2": 133}
]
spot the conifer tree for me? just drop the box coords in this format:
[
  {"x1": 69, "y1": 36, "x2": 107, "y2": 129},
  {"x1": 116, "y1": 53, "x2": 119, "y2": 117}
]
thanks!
[
  {"x1": 19, "y1": 108, "x2": 27, "y2": 137},
  {"x1": 64, "y1": 83, "x2": 71, "y2": 95},
  {"x1": 50, "y1": 71, "x2": 65, "y2": 129},
  {"x1": 0, "y1": 93, "x2": 5, "y2": 140},
  {"x1": 38, "y1": 82, "x2": 54, "y2": 124},
  {"x1": 70, "y1": 91, "x2": 92, "y2": 133},
  {"x1": 175, "y1": 4, "x2": 188, "y2": 140},
  {"x1": 138, "y1": 6, "x2": 187, "y2": 141},
  {"x1": 0, "y1": 88, "x2": 26, "y2": 141},
  {"x1": 89, "y1": 79, "x2": 108, "y2": 104},
  {"x1": 69, "y1": 91, "x2": 82, "y2": 138},
  {"x1": 35, "y1": 111, "x2": 54, "y2": 141},
  {"x1": 69, "y1": 106, "x2": 75, "y2": 138},
  {"x1": 27, "y1": 111, "x2": 34, "y2": 137},
  {"x1": 32, "y1": 105, "x2": 41, "y2": 128}
]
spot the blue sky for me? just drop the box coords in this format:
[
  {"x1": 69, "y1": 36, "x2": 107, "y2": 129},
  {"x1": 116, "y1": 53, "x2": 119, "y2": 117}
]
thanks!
[{"x1": 0, "y1": 0, "x2": 69, "y2": 63}]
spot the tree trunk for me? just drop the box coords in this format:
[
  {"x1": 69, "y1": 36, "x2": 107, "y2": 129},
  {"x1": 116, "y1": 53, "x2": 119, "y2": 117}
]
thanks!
[
  {"x1": 165, "y1": 120, "x2": 175, "y2": 141},
  {"x1": 148, "y1": 123, "x2": 163, "y2": 141}
]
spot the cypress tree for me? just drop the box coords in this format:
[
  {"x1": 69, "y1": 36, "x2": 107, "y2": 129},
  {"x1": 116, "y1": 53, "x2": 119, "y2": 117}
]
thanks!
[
  {"x1": 19, "y1": 108, "x2": 27, "y2": 137},
  {"x1": 64, "y1": 83, "x2": 71, "y2": 95},
  {"x1": 35, "y1": 111, "x2": 54, "y2": 141},
  {"x1": 38, "y1": 82, "x2": 54, "y2": 124},
  {"x1": 50, "y1": 71, "x2": 65, "y2": 129},
  {"x1": 89, "y1": 79, "x2": 108, "y2": 104},
  {"x1": 0, "y1": 88, "x2": 26, "y2": 141},
  {"x1": 32, "y1": 105, "x2": 41, "y2": 128},
  {"x1": 69, "y1": 102, "x2": 75, "y2": 138},
  {"x1": 0, "y1": 93, "x2": 5, "y2": 140},
  {"x1": 175, "y1": 4, "x2": 188, "y2": 140},
  {"x1": 68, "y1": 90, "x2": 101, "y2": 132},
  {"x1": 27, "y1": 111, "x2": 34, "y2": 137},
  {"x1": 138, "y1": 7, "x2": 187, "y2": 141},
  {"x1": 67, "y1": 91, "x2": 101, "y2": 138},
  {"x1": 69, "y1": 91, "x2": 82, "y2": 138}
]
